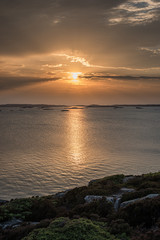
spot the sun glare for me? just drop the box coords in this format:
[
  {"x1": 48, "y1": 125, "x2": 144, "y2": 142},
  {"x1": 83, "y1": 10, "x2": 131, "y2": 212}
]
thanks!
[
  {"x1": 70, "y1": 72, "x2": 82, "y2": 83},
  {"x1": 72, "y1": 72, "x2": 79, "y2": 80}
]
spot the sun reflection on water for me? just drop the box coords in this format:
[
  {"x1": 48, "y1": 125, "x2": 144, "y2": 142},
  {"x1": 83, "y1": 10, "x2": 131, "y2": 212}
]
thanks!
[{"x1": 67, "y1": 109, "x2": 85, "y2": 166}]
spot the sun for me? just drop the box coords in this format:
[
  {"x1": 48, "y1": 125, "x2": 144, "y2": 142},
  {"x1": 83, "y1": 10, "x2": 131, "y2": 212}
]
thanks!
[
  {"x1": 72, "y1": 72, "x2": 79, "y2": 80},
  {"x1": 71, "y1": 72, "x2": 82, "y2": 83}
]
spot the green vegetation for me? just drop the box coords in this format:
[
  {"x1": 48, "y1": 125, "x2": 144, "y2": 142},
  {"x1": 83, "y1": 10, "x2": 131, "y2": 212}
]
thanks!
[
  {"x1": 121, "y1": 171, "x2": 160, "y2": 202},
  {"x1": 119, "y1": 196, "x2": 160, "y2": 227},
  {"x1": 0, "y1": 196, "x2": 57, "y2": 222},
  {"x1": 71, "y1": 197, "x2": 114, "y2": 218},
  {"x1": 125, "y1": 172, "x2": 160, "y2": 190},
  {"x1": 63, "y1": 174, "x2": 124, "y2": 207},
  {"x1": 89, "y1": 174, "x2": 125, "y2": 186},
  {"x1": 22, "y1": 218, "x2": 120, "y2": 240},
  {"x1": 121, "y1": 188, "x2": 160, "y2": 202},
  {"x1": 0, "y1": 172, "x2": 160, "y2": 240},
  {"x1": 108, "y1": 219, "x2": 131, "y2": 235}
]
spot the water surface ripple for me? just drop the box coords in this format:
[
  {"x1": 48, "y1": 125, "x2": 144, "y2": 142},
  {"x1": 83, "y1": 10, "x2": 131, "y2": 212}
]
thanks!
[{"x1": 0, "y1": 106, "x2": 160, "y2": 200}]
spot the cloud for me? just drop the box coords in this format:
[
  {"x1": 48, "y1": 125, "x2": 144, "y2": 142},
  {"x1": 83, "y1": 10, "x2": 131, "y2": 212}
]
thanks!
[
  {"x1": 53, "y1": 54, "x2": 91, "y2": 67},
  {"x1": 1, "y1": 0, "x2": 160, "y2": 75},
  {"x1": 0, "y1": 76, "x2": 58, "y2": 91},
  {"x1": 58, "y1": 0, "x2": 123, "y2": 10},
  {"x1": 0, "y1": 0, "x2": 124, "y2": 56},
  {"x1": 53, "y1": 53, "x2": 160, "y2": 71},
  {"x1": 42, "y1": 64, "x2": 64, "y2": 68},
  {"x1": 82, "y1": 74, "x2": 160, "y2": 82},
  {"x1": 108, "y1": 0, "x2": 160, "y2": 25},
  {"x1": 53, "y1": 53, "x2": 112, "y2": 69},
  {"x1": 140, "y1": 46, "x2": 160, "y2": 55}
]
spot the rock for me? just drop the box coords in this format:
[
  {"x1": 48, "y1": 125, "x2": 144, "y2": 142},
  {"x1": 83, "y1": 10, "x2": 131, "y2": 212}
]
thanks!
[
  {"x1": 114, "y1": 197, "x2": 121, "y2": 211},
  {"x1": 55, "y1": 189, "x2": 70, "y2": 198},
  {"x1": 85, "y1": 193, "x2": 159, "y2": 211},
  {"x1": 123, "y1": 176, "x2": 135, "y2": 183},
  {"x1": 84, "y1": 195, "x2": 114, "y2": 204},
  {"x1": 88, "y1": 179, "x2": 97, "y2": 185},
  {"x1": 120, "y1": 188, "x2": 135, "y2": 193},
  {"x1": 55, "y1": 192, "x2": 66, "y2": 198},
  {"x1": 84, "y1": 187, "x2": 136, "y2": 211},
  {"x1": 120, "y1": 194, "x2": 159, "y2": 208},
  {"x1": 0, "y1": 218, "x2": 22, "y2": 229},
  {"x1": 85, "y1": 195, "x2": 120, "y2": 211}
]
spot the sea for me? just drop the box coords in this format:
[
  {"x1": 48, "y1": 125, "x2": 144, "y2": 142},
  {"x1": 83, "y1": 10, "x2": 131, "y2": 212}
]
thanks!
[{"x1": 0, "y1": 105, "x2": 160, "y2": 200}]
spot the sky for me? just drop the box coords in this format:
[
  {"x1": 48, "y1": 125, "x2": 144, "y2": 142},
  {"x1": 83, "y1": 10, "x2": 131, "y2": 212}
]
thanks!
[{"x1": 0, "y1": 0, "x2": 160, "y2": 105}]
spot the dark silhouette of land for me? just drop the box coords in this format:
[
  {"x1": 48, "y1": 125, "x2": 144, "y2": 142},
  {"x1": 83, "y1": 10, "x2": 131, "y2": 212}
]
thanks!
[{"x1": 0, "y1": 104, "x2": 160, "y2": 109}]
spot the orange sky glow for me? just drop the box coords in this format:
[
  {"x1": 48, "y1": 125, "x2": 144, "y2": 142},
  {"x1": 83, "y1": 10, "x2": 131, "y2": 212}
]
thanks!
[{"x1": 0, "y1": 0, "x2": 160, "y2": 104}]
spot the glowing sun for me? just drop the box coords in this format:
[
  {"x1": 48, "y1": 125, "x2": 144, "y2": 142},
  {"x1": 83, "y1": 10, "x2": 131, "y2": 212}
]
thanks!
[{"x1": 71, "y1": 72, "x2": 82, "y2": 83}]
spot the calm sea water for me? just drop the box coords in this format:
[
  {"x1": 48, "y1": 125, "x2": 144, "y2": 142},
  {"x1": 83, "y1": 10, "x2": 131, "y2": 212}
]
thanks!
[{"x1": 0, "y1": 106, "x2": 160, "y2": 200}]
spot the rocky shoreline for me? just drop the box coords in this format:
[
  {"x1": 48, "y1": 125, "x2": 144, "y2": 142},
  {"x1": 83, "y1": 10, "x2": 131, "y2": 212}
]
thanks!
[{"x1": 0, "y1": 172, "x2": 160, "y2": 240}]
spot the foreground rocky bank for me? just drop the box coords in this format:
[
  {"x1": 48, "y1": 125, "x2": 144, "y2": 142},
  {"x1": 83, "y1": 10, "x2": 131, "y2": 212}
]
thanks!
[{"x1": 0, "y1": 172, "x2": 160, "y2": 240}]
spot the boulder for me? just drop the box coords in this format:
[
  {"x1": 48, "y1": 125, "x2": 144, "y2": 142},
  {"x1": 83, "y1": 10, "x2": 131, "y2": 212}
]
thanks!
[
  {"x1": 0, "y1": 218, "x2": 22, "y2": 229},
  {"x1": 120, "y1": 194, "x2": 159, "y2": 208},
  {"x1": 123, "y1": 176, "x2": 135, "y2": 183},
  {"x1": 84, "y1": 188, "x2": 136, "y2": 211},
  {"x1": 55, "y1": 189, "x2": 71, "y2": 198},
  {"x1": 114, "y1": 197, "x2": 121, "y2": 211},
  {"x1": 84, "y1": 195, "x2": 114, "y2": 204}
]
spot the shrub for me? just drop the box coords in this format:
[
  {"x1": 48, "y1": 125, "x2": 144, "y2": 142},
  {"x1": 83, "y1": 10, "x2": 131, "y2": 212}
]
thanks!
[
  {"x1": 125, "y1": 172, "x2": 160, "y2": 191},
  {"x1": 0, "y1": 198, "x2": 33, "y2": 222},
  {"x1": 131, "y1": 229, "x2": 160, "y2": 240},
  {"x1": 109, "y1": 219, "x2": 132, "y2": 235},
  {"x1": 62, "y1": 186, "x2": 88, "y2": 207},
  {"x1": 72, "y1": 198, "x2": 114, "y2": 218},
  {"x1": 121, "y1": 189, "x2": 160, "y2": 202},
  {"x1": 0, "y1": 219, "x2": 52, "y2": 240},
  {"x1": 62, "y1": 175, "x2": 124, "y2": 208},
  {"x1": 119, "y1": 196, "x2": 160, "y2": 227},
  {"x1": 22, "y1": 217, "x2": 120, "y2": 240},
  {"x1": 0, "y1": 196, "x2": 57, "y2": 222},
  {"x1": 89, "y1": 175, "x2": 125, "y2": 186}
]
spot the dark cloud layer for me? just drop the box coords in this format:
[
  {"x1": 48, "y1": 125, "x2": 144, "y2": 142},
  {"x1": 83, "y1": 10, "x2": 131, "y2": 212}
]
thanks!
[
  {"x1": 0, "y1": 0, "x2": 126, "y2": 55},
  {"x1": 0, "y1": 76, "x2": 58, "y2": 91},
  {"x1": 58, "y1": 0, "x2": 123, "y2": 9},
  {"x1": 83, "y1": 75, "x2": 160, "y2": 81}
]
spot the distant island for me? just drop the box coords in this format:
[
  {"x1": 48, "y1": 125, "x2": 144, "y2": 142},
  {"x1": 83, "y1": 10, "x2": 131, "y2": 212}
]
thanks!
[
  {"x1": 0, "y1": 172, "x2": 160, "y2": 240},
  {"x1": 0, "y1": 104, "x2": 160, "y2": 109}
]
